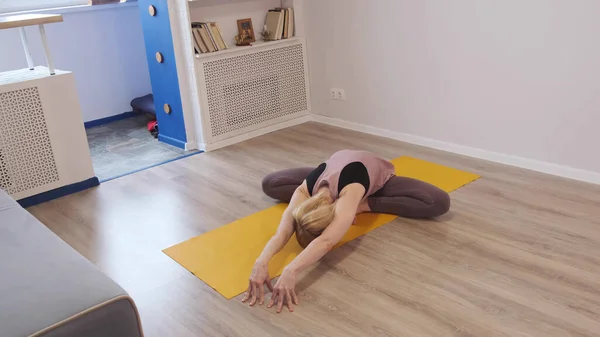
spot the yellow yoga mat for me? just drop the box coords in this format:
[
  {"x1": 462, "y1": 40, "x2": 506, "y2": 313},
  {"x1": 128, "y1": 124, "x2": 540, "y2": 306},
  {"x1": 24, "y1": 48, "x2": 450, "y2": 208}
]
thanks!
[{"x1": 163, "y1": 156, "x2": 480, "y2": 299}]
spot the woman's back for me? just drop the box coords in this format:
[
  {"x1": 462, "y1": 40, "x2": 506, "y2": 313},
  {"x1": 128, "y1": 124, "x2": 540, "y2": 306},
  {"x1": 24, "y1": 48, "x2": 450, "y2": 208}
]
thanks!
[{"x1": 311, "y1": 150, "x2": 395, "y2": 200}]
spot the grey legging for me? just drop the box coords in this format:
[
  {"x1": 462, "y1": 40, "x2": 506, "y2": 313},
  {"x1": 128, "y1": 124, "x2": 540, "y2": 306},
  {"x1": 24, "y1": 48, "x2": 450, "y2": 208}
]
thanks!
[{"x1": 262, "y1": 168, "x2": 450, "y2": 218}]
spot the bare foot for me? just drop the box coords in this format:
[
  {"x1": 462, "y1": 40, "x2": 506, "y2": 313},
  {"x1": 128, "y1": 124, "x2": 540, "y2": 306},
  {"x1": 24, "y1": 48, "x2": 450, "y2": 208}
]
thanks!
[{"x1": 356, "y1": 200, "x2": 371, "y2": 215}]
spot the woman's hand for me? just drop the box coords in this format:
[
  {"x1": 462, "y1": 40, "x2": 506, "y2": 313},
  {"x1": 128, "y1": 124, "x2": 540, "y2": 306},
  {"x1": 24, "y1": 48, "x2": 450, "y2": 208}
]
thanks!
[
  {"x1": 268, "y1": 267, "x2": 299, "y2": 313},
  {"x1": 242, "y1": 261, "x2": 273, "y2": 306}
]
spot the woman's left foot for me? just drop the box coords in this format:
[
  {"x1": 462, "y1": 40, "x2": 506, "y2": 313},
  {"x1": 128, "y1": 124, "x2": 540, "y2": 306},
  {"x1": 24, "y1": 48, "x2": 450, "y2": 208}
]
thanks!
[{"x1": 356, "y1": 200, "x2": 371, "y2": 214}]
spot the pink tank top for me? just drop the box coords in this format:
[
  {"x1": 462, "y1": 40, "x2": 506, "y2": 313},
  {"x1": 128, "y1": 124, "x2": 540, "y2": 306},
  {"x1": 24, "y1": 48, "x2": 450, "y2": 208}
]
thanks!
[{"x1": 312, "y1": 150, "x2": 395, "y2": 201}]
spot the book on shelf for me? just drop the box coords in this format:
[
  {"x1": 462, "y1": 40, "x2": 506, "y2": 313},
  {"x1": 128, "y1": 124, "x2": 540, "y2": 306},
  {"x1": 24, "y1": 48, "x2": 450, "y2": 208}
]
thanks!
[
  {"x1": 264, "y1": 11, "x2": 281, "y2": 41},
  {"x1": 287, "y1": 8, "x2": 294, "y2": 39},
  {"x1": 265, "y1": 7, "x2": 294, "y2": 41},
  {"x1": 283, "y1": 9, "x2": 289, "y2": 39},
  {"x1": 191, "y1": 21, "x2": 228, "y2": 54},
  {"x1": 210, "y1": 22, "x2": 228, "y2": 50},
  {"x1": 192, "y1": 28, "x2": 208, "y2": 54},
  {"x1": 203, "y1": 23, "x2": 219, "y2": 50}
]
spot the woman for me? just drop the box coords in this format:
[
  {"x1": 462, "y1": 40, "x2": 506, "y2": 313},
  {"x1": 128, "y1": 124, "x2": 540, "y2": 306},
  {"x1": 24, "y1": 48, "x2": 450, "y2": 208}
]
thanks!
[{"x1": 242, "y1": 150, "x2": 450, "y2": 312}]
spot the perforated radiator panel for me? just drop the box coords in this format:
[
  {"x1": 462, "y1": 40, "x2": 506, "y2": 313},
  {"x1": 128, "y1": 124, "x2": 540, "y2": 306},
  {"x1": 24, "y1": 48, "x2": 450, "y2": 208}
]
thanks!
[
  {"x1": 202, "y1": 43, "x2": 308, "y2": 138},
  {"x1": 0, "y1": 87, "x2": 59, "y2": 194}
]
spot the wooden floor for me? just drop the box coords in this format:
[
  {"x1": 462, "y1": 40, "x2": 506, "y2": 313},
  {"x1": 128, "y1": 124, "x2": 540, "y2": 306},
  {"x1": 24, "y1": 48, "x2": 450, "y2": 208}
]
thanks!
[{"x1": 28, "y1": 123, "x2": 600, "y2": 337}]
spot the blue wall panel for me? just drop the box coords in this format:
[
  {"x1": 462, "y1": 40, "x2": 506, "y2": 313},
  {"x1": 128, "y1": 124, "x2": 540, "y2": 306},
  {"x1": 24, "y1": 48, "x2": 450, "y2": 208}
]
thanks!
[{"x1": 138, "y1": 0, "x2": 187, "y2": 148}]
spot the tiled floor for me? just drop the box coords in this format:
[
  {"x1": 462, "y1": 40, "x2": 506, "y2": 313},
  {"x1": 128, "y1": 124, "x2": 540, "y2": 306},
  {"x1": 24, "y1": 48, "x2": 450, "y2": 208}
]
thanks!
[{"x1": 86, "y1": 115, "x2": 197, "y2": 181}]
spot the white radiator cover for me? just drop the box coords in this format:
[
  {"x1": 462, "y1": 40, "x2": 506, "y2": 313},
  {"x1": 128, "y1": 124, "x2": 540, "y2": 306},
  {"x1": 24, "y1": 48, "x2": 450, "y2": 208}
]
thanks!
[
  {"x1": 196, "y1": 40, "x2": 311, "y2": 144},
  {"x1": 0, "y1": 87, "x2": 60, "y2": 195},
  {"x1": 0, "y1": 67, "x2": 95, "y2": 200}
]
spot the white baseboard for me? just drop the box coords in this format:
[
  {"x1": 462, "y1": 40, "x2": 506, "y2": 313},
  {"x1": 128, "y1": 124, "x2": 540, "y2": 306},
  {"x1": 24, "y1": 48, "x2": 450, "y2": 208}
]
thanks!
[
  {"x1": 185, "y1": 141, "x2": 199, "y2": 151},
  {"x1": 200, "y1": 114, "x2": 313, "y2": 152},
  {"x1": 313, "y1": 115, "x2": 600, "y2": 185}
]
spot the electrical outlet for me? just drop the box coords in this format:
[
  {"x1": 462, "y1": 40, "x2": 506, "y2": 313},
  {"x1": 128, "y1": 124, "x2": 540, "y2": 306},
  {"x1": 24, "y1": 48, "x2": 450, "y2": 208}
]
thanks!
[{"x1": 330, "y1": 88, "x2": 346, "y2": 101}]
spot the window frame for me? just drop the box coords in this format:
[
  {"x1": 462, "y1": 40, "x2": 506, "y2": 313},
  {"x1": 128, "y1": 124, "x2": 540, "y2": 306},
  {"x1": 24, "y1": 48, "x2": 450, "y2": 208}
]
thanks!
[{"x1": 0, "y1": 0, "x2": 136, "y2": 16}]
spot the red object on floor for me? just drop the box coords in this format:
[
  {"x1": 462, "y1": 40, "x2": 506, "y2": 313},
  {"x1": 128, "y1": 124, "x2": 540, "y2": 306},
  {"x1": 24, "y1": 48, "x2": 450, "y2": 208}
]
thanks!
[
  {"x1": 147, "y1": 120, "x2": 157, "y2": 132},
  {"x1": 148, "y1": 120, "x2": 159, "y2": 138}
]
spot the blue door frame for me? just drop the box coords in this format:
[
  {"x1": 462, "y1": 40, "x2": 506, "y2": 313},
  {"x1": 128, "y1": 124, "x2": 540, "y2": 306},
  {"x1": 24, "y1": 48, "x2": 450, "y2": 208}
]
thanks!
[{"x1": 138, "y1": 0, "x2": 187, "y2": 149}]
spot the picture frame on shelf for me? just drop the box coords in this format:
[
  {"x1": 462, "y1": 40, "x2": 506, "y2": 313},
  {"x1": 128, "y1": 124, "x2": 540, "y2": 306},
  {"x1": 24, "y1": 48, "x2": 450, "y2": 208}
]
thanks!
[{"x1": 236, "y1": 18, "x2": 256, "y2": 43}]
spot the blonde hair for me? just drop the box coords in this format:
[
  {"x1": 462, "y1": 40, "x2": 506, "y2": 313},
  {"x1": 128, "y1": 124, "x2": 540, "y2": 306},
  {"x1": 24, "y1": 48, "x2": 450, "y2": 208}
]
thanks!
[{"x1": 292, "y1": 190, "x2": 336, "y2": 248}]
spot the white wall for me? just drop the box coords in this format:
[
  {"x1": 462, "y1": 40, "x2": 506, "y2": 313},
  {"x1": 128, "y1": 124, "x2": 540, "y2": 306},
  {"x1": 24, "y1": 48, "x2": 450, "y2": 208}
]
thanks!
[
  {"x1": 305, "y1": 0, "x2": 600, "y2": 177},
  {"x1": 0, "y1": 5, "x2": 151, "y2": 122}
]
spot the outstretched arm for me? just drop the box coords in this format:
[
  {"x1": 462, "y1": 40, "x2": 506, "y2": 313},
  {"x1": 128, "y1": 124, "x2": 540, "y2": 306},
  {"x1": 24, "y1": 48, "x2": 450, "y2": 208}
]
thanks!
[
  {"x1": 268, "y1": 184, "x2": 365, "y2": 312},
  {"x1": 242, "y1": 182, "x2": 310, "y2": 306},
  {"x1": 256, "y1": 182, "x2": 310, "y2": 265},
  {"x1": 286, "y1": 184, "x2": 364, "y2": 274}
]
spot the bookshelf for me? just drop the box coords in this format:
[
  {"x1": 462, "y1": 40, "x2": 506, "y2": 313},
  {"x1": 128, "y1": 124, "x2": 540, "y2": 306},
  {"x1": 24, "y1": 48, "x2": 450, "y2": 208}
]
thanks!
[
  {"x1": 194, "y1": 36, "x2": 301, "y2": 59},
  {"x1": 188, "y1": 0, "x2": 298, "y2": 56},
  {"x1": 156, "y1": 0, "x2": 310, "y2": 151}
]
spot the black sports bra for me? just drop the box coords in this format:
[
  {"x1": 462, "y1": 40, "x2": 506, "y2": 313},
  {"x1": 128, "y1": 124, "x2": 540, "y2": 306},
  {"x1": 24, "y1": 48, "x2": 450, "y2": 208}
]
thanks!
[{"x1": 305, "y1": 162, "x2": 370, "y2": 197}]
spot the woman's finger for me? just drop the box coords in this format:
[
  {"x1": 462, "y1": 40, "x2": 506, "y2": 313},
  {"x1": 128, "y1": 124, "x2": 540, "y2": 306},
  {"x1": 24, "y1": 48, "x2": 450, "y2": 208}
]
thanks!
[
  {"x1": 291, "y1": 289, "x2": 299, "y2": 305},
  {"x1": 266, "y1": 278, "x2": 274, "y2": 292},
  {"x1": 277, "y1": 291, "x2": 284, "y2": 313},
  {"x1": 249, "y1": 283, "x2": 258, "y2": 306},
  {"x1": 286, "y1": 290, "x2": 294, "y2": 312},
  {"x1": 268, "y1": 291, "x2": 278, "y2": 308},
  {"x1": 241, "y1": 283, "x2": 251, "y2": 303},
  {"x1": 259, "y1": 283, "x2": 265, "y2": 305}
]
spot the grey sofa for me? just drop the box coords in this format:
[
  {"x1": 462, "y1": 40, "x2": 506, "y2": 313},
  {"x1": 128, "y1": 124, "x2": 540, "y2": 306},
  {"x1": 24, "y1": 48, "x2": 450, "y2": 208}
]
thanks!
[{"x1": 0, "y1": 189, "x2": 144, "y2": 337}]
